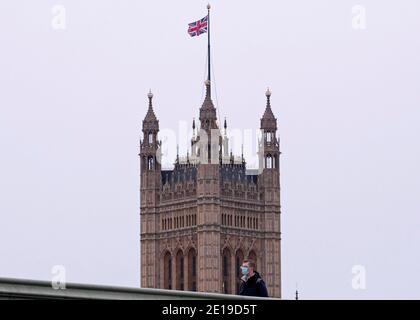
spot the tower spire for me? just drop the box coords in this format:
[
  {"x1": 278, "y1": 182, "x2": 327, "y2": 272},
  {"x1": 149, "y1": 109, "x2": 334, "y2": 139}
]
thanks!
[
  {"x1": 148, "y1": 89, "x2": 153, "y2": 107},
  {"x1": 266, "y1": 87, "x2": 271, "y2": 105},
  {"x1": 261, "y1": 87, "x2": 277, "y2": 130},
  {"x1": 143, "y1": 89, "x2": 159, "y2": 130}
]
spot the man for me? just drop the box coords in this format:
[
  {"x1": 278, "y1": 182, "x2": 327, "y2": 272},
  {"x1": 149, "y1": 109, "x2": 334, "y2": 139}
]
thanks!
[{"x1": 238, "y1": 259, "x2": 269, "y2": 297}]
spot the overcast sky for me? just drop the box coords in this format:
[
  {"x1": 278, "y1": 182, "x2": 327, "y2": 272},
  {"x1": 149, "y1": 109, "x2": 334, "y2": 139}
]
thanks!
[{"x1": 0, "y1": 0, "x2": 419, "y2": 299}]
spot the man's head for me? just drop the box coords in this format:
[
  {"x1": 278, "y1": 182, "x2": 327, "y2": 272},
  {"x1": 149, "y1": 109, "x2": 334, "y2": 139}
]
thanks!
[{"x1": 240, "y1": 259, "x2": 255, "y2": 277}]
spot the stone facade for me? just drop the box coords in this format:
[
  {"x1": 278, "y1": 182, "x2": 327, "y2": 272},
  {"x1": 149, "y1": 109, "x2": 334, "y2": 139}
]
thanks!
[{"x1": 140, "y1": 83, "x2": 281, "y2": 298}]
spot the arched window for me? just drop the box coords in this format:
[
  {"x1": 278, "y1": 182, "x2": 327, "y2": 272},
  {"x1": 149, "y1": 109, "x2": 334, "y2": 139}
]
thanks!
[
  {"x1": 235, "y1": 250, "x2": 244, "y2": 294},
  {"x1": 163, "y1": 252, "x2": 172, "y2": 290},
  {"x1": 148, "y1": 132, "x2": 153, "y2": 144},
  {"x1": 266, "y1": 155, "x2": 273, "y2": 169},
  {"x1": 222, "y1": 248, "x2": 231, "y2": 294},
  {"x1": 187, "y1": 248, "x2": 197, "y2": 291},
  {"x1": 176, "y1": 250, "x2": 184, "y2": 291},
  {"x1": 148, "y1": 156, "x2": 154, "y2": 170}
]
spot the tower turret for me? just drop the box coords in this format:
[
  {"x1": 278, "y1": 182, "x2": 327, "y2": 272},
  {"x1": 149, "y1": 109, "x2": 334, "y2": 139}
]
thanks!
[
  {"x1": 258, "y1": 88, "x2": 281, "y2": 298},
  {"x1": 139, "y1": 90, "x2": 161, "y2": 288},
  {"x1": 195, "y1": 80, "x2": 221, "y2": 164},
  {"x1": 259, "y1": 88, "x2": 280, "y2": 170}
]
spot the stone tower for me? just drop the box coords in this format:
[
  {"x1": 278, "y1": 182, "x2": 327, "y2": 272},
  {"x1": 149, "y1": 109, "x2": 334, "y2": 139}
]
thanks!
[
  {"x1": 140, "y1": 83, "x2": 282, "y2": 298},
  {"x1": 139, "y1": 90, "x2": 161, "y2": 288},
  {"x1": 258, "y1": 88, "x2": 281, "y2": 296}
]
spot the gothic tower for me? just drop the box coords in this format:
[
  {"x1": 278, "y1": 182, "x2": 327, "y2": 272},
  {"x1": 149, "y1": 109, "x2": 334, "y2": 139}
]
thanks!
[
  {"x1": 140, "y1": 91, "x2": 161, "y2": 288},
  {"x1": 195, "y1": 81, "x2": 222, "y2": 292},
  {"x1": 259, "y1": 88, "x2": 281, "y2": 297},
  {"x1": 139, "y1": 84, "x2": 282, "y2": 298}
]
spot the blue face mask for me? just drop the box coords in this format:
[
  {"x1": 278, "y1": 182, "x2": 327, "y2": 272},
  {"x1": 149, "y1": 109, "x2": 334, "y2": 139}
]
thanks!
[{"x1": 240, "y1": 266, "x2": 249, "y2": 275}]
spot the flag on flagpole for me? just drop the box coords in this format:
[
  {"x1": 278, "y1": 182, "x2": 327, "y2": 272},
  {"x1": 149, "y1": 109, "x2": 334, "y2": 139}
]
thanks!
[{"x1": 187, "y1": 16, "x2": 208, "y2": 37}]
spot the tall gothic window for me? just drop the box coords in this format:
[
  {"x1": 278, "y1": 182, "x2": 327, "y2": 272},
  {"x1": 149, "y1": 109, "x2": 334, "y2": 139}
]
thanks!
[
  {"x1": 266, "y1": 155, "x2": 273, "y2": 169},
  {"x1": 148, "y1": 156, "x2": 154, "y2": 170},
  {"x1": 222, "y1": 248, "x2": 231, "y2": 294},
  {"x1": 164, "y1": 252, "x2": 172, "y2": 290},
  {"x1": 188, "y1": 248, "x2": 197, "y2": 291},
  {"x1": 176, "y1": 250, "x2": 184, "y2": 291},
  {"x1": 235, "y1": 250, "x2": 244, "y2": 294}
]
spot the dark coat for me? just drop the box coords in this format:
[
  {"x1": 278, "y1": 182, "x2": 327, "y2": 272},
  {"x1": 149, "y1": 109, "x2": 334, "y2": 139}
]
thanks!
[{"x1": 238, "y1": 271, "x2": 269, "y2": 297}]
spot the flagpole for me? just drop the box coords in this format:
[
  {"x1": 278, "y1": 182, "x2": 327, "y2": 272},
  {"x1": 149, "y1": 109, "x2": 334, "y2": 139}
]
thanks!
[{"x1": 207, "y1": 3, "x2": 211, "y2": 85}]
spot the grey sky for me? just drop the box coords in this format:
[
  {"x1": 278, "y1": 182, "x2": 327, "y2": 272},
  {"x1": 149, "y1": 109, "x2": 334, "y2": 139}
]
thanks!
[{"x1": 0, "y1": 0, "x2": 419, "y2": 299}]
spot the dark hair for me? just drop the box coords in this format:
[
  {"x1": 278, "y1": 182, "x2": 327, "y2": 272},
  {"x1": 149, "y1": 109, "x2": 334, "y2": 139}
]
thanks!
[{"x1": 243, "y1": 259, "x2": 256, "y2": 269}]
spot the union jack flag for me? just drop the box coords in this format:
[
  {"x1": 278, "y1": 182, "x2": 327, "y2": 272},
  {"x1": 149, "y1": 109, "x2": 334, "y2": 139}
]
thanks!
[{"x1": 188, "y1": 16, "x2": 208, "y2": 37}]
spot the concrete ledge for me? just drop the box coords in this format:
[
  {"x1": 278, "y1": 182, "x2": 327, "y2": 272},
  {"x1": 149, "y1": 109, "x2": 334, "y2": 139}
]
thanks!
[{"x1": 0, "y1": 278, "x2": 278, "y2": 300}]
